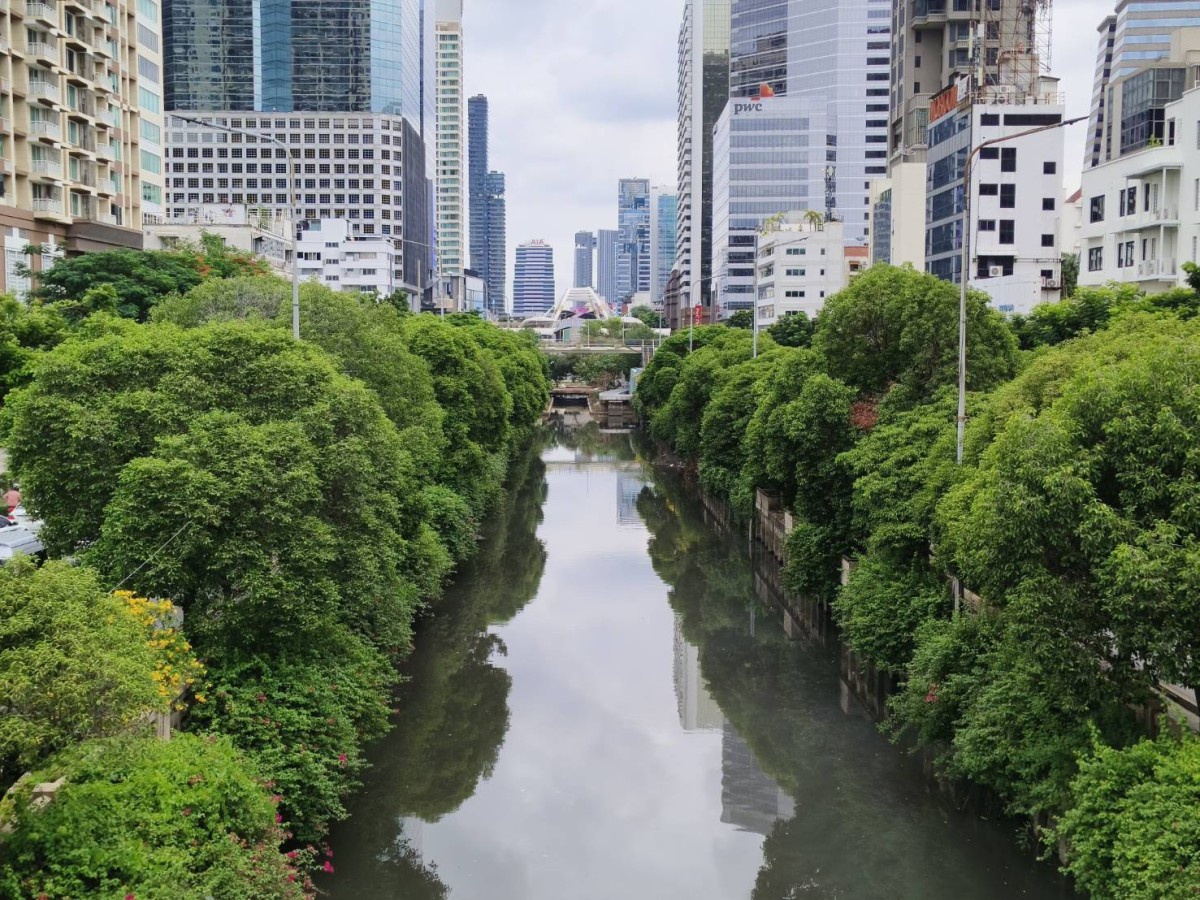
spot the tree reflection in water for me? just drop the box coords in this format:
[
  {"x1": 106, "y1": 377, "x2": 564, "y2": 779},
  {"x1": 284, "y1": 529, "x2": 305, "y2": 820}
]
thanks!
[
  {"x1": 324, "y1": 443, "x2": 549, "y2": 897},
  {"x1": 638, "y1": 473, "x2": 1072, "y2": 900}
]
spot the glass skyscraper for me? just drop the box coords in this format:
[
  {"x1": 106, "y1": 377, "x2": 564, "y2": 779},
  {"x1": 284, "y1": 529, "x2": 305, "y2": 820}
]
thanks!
[
  {"x1": 596, "y1": 229, "x2": 620, "y2": 303},
  {"x1": 650, "y1": 189, "x2": 678, "y2": 306},
  {"x1": 164, "y1": 0, "x2": 425, "y2": 118},
  {"x1": 467, "y1": 95, "x2": 507, "y2": 314},
  {"x1": 574, "y1": 231, "x2": 596, "y2": 289},
  {"x1": 617, "y1": 178, "x2": 651, "y2": 301}
]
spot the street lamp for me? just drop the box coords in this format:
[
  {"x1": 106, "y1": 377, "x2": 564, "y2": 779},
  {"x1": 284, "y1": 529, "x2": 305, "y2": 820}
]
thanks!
[
  {"x1": 955, "y1": 112, "x2": 1087, "y2": 465},
  {"x1": 173, "y1": 115, "x2": 301, "y2": 341}
]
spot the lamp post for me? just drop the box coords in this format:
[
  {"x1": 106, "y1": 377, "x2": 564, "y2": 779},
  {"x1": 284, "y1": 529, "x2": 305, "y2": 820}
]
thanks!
[
  {"x1": 955, "y1": 112, "x2": 1087, "y2": 465},
  {"x1": 173, "y1": 115, "x2": 300, "y2": 341}
]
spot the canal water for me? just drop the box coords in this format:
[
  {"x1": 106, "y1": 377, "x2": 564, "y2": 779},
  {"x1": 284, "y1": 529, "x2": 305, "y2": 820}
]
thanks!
[{"x1": 324, "y1": 425, "x2": 1072, "y2": 899}]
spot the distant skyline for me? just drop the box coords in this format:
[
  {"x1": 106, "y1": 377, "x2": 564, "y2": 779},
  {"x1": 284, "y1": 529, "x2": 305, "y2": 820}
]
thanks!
[{"x1": 463, "y1": 0, "x2": 1100, "y2": 301}]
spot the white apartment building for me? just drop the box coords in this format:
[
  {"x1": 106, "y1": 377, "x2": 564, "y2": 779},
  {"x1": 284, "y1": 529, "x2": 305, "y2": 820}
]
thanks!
[
  {"x1": 435, "y1": 0, "x2": 464, "y2": 281},
  {"x1": 144, "y1": 203, "x2": 290, "y2": 272},
  {"x1": 296, "y1": 218, "x2": 405, "y2": 297},
  {"x1": 925, "y1": 77, "x2": 1066, "y2": 315},
  {"x1": 754, "y1": 218, "x2": 849, "y2": 327},
  {"x1": 0, "y1": 0, "x2": 165, "y2": 295},
  {"x1": 1078, "y1": 84, "x2": 1200, "y2": 293}
]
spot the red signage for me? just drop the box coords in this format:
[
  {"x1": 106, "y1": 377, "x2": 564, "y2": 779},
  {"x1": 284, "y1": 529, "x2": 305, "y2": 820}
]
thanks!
[{"x1": 929, "y1": 84, "x2": 959, "y2": 123}]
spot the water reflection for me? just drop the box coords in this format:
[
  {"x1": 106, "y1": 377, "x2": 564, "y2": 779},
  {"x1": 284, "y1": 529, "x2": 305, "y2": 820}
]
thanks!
[
  {"x1": 326, "y1": 430, "x2": 1071, "y2": 899},
  {"x1": 639, "y1": 473, "x2": 1073, "y2": 899},
  {"x1": 323, "y1": 445, "x2": 548, "y2": 898}
]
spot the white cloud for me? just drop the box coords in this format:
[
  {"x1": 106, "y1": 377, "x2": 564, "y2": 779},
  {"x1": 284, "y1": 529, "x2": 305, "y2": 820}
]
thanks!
[{"x1": 462, "y1": 0, "x2": 1108, "y2": 304}]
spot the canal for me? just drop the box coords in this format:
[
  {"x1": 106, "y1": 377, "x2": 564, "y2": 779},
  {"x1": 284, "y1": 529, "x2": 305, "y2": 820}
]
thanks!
[{"x1": 324, "y1": 425, "x2": 1072, "y2": 899}]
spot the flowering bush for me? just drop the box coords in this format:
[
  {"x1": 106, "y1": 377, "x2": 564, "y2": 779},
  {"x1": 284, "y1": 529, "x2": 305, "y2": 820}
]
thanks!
[
  {"x1": 116, "y1": 591, "x2": 206, "y2": 711},
  {"x1": 189, "y1": 629, "x2": 395, "y2": 842},
  {"x1": 0, "y1": 734, "x2": 312, "y2": 899}
]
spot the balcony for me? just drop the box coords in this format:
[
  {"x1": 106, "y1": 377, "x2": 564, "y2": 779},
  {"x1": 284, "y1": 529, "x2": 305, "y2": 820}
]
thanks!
[
  {"x1": 26, "y1": 41, "x2": 57, "y2": 62},
  {"x1": 32, "y1": 197, "x2": 64, "y2": 216},
  {"x1": 1118, "y1": 206, "x2": 1180, "y2": 232},
  {"x1": 1137, "y1": 259, "x2": 1176, "y2": 280},
  {"x1": 31, "y1": 158, "x2": 62, "y2": 178},
  {"x1": 0, "y1": 37, "x2": 9, "y2": 54},
  {"x1": 95, "y1": 141, "x2": 113, "y2": 160},
  {"x1": 29, "y1": 119, "x2": 61, "y2": 140},
  {"x1": 27, "y1": 1, "x2": 57, "y2": 24},
  {"x1": 0, "y1": 77, "x2": 11, "y2": 94},
  {"x1": 97, "y1": 174, "x2": 118, "y2": 194},
  {"x1": 28, "y1": 80, "x2": 60, "y2": 102}
]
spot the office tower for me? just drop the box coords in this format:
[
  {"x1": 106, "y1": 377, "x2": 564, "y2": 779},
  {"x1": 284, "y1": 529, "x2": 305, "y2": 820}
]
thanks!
[
  {"x1": 0, "y1": 0, "x2": 165, "y2": 295},
  {"x1": 617, "y1": 178, "x2": 651, "y2": 301},
  {"x1": 721, "y1": 722, "x2": 795, "y2": 835},
  {"x1": 725, "y1": 0, "x2": 890, "y2": 245},
  {"x1": 164, "y1": 113, "x2": 431, "y2": 294},
  {"x1": 435, "y1": 0, "x2": 465, "y2": 280},
  {"x1": 512, "y1": 240, "x2": 555, "y2": 318},
  {"x1": 596, "y1": 228, "x2": 621, "y2": 302},
  {"x1": 1085, "y1": 0, "x2": 1200, "y2": 169},
  {"x1": 574, "y1": 231, "x2": 596, "y2": 288},
  {"x1": 164, "y1": 0, "x2": 425, "y2": 119},
  {"x1": 711, "y1": 97, "x2": 824, "y2": 319},
  {"x1": 485, "y1": 171, "x2": 506, "y2": 314},
  {"x1": 162, "y1": 0, "x2": 435, "y2": 293},
  {"x1": 676, "y1": 0, "x2": 732, "y2": 325},
  {"x1": 469, "y1": 95, "x2": 489, "y2": 272},
  {"x1": 649, "y1": 188, "x2": 678, "y2": 307}
]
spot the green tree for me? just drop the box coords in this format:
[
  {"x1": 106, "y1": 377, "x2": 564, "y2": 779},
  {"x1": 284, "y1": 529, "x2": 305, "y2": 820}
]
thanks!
[
  {"x1": 1060, "y1": 252, "x2": 1078, "y2": 299},
  {"x1": 766, "y1": 311, "x2": 813, "y2": 348},
  {"x1": 0, "y1": 294, "x2": 68, "y2": 402},
  {"x1": 811, "y1": 264, "x2": 1018, "y2": 403},
  {"x1": 1054, "y1": 732, "x2": 1200, "y2": 900},
  {"x1": 629, "y1": 305, "x2": 664, "y2": 329},
  {"x1": 33, "y1": 249, "x2": 208, "y2": 321},
  {"x1": 0, "y1": 734, "x2": 308, "y2": 899},
  {"x1": 725, "y1": 309, "x2": 753, "y2": 329},
  {"x1": 0, "y1": 560, "x2": 161, "y2": 786}
]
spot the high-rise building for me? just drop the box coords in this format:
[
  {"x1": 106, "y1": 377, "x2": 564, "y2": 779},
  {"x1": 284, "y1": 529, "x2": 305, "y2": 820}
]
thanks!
[
  {"x1": 725, "y1": 0, "x2": 890, "y2": 244},
  {"x1": 573, "y1": 231, "x2": 596, "y2": 288},
  {"x1": 484, "y1": 170, "x2": 506, "y2": 314},
  {"x1": 596, "y1": 228, "x2": 620, "y2": 302},
  {"x1": 1085, "y1": 1, "x2": 1200, "y2": 170},
  {"x1": 512, "y1": 239, "x2": 555, "y2": 318},
  {"x1": 650, "y1": 188, "x2": 678, "y2": 307},
  {"x1": 469, "y1": 95, "x2": 489, "y2": 273},
  {"x1": 711, "y1": 96, "x2": 823, "y2": 319},
  {"x1": 164, "y1": 0, "x2": 426, "y2": 119},
  {"x1": 617, "y1": 178, "x2": 651, "y2": 301},
  {"x1": 676, "y1": 0, "x2": 732, "y2": 324},
  {"x1": 164, "y1": 113, "x2": 431, "y2": 294},
  {"x1": 435, "y1": 0, "x2": 465, "y2": 281},
  {"x1": 162, "y1": 0, "x2": 435, "y2": 293},
  {"x1": 0, "y1": 0, "x2": 165, "y2": 295}
]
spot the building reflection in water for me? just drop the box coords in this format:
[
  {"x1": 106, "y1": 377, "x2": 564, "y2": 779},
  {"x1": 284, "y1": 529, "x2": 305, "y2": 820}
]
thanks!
[{"x1": 673, "y1": 617, "x2": 794, "y2": 836}]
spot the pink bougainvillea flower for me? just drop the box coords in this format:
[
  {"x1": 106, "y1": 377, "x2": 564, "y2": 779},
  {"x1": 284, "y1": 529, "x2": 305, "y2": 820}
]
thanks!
[{"x1": 323, "y1": 861, "x2": 335, "y2": 874}]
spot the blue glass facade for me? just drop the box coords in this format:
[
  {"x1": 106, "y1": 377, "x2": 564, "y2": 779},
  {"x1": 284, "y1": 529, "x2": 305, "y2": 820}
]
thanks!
[
  {"x1": 485, "y1": 171, "x2": 507, "y2": 315},
  {"x1": 165, "y1": 0, "x2": 424, "y2": 116},
  {"x1": 617, "y1": 178, "x2": 651, "y2": 300}
]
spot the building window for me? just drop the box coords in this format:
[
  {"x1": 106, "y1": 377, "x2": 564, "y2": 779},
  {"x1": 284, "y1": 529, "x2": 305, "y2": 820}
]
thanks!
[
  {"x1": 980, "y1": 147, "x2": 999, "y2": 160},
  {"x1": 979, "y1": 184, "x2": 998, "y2": 196},
  {"x1": 1089, "y1": 195, "x2": 1105, "y2": 223},
  {"x1": 1041, "y1": 234, "x2": 1055, "y2": 248},
  {"x1": 1042, "y1": 198, "x2": 1056, "y2": 211},
  {"x1": 1000, "y1": 147, "x2": 1016, "y2": 172},
  {"x1": 981, "y1": 113, "x2": 1000, "y2": 126},
  {"x1": 979, "y1": 219, "x2": 996, "y2": 231},
  {"x1": 1120, "y1": 187, "x2": 1137, "y2": 216},
  {"x1": 1043, "y1": 161, "x2": 1057, "y2": 174},
  {"x1": 999, "y1": 220, "x2": 1015, "y2": 244},
  {"x1": 1000, "y1": 184, "x2": 1016, "y2": 208}
]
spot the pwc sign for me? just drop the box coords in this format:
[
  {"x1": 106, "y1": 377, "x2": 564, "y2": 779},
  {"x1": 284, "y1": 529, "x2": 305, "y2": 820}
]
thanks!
[{"x1": 734, "y1": 101, "x2": 764, "y2": 115}]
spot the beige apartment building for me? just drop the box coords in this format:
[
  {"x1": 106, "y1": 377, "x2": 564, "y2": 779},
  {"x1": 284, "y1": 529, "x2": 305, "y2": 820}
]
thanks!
[{"x1": 0, "y1": 0, "x2": 164, "y2": 295}]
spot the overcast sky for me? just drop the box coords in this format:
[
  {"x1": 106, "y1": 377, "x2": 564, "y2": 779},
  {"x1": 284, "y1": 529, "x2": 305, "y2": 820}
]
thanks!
[{"x1": 463, "y1": 0, "x2": 1104, "y2": 302}]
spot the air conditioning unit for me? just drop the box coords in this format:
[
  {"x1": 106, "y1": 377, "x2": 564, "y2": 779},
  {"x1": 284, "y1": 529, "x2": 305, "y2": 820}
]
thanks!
[{"x1": 988, "y1": 266, "x2": 1004, "y2": 278}]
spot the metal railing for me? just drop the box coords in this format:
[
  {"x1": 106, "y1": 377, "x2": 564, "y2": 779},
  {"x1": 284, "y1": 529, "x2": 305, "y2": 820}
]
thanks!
[
  {"x1": 31, "y1": 158, "x2": 61, "y2": 177},
  {"x1": 32, "y1": 197, "x2": 63, "y2": 214},
  {"x1": 29, "y1": 119, "x2": 61, "y2": 139}
]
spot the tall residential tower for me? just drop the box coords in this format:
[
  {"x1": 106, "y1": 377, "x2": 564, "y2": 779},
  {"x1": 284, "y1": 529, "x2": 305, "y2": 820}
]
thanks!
[
  {"x1": 435, "y1": 0, "x2": 465, "y2": 281},
  {"x1": 513, "y1": 239, "x2": 555, "y2": 318},
  {"x1": 574, "y1": 231, "x2": 596, "y2": 288},
  {"x1": 468, "y1": 94, "x2": 506, "y2": 313}
]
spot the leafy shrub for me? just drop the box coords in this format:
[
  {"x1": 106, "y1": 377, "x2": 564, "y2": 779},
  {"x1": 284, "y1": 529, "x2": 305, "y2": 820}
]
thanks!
[
  {"x1": 189, "y1": 631, "x2": 395, "y2": 842},
  {"x1": 1054, "y1": 732, "x2": 1200, "y2": 899},
  {"x1": 0, "y1": 734, "x2": 310, "y2": 899},
  {"x1": 0, "y1": 560, "x2": 161, "y2": 786}
]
